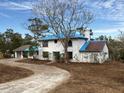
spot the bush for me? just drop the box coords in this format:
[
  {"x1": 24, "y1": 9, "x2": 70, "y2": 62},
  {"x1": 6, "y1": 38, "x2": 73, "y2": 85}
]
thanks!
[
  {"x1": 120, "y1": 49, "x2": 124, "y2": 60},
  {"x1": 0, "y1": 52, "x2": 3, "y2": 59},
  {"x1": 3, "y1": 54, "x2": 11, "y2": 58}
]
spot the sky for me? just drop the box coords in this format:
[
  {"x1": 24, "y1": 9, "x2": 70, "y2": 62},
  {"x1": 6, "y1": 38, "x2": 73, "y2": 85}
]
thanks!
[{"x1": 0, "y1": 0, "x2": 124, "y2": 38}]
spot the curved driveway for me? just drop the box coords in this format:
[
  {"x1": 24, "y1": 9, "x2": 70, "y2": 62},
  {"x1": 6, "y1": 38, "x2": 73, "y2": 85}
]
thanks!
[{"x1": 0, "y1": 59, "x2": 70, "y2": 93}]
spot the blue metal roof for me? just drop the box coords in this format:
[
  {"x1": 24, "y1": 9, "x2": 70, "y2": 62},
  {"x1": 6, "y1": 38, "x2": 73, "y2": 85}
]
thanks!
[
  {"x1": 79, "y1": 41, "x2": 90, "y2": 52},
  {"x1": 24, "y1": 46, "x2": 38, "y2": 51},
  {"x1": 40, "y1": 33, "x2": 87, "y2": 41}
]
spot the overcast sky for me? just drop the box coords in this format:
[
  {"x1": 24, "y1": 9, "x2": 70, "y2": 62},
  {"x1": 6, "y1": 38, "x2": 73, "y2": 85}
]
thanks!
[{"x1": 0, "y1": 0, "x2": 124, "y2": 38}]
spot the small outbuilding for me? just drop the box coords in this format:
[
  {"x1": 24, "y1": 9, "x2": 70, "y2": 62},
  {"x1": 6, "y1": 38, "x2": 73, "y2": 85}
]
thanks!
[
  {"x1": 80, "y1": 41, "x2": 109, "y2": 63},
  {"x1": 13, "y1": 45, "x2": 38, "y2": 59}
]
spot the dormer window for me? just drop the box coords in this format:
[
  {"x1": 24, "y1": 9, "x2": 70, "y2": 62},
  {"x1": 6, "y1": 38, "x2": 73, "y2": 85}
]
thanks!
[
  {"x1": 68, "y1": 40, "x2": 72, "y2": 47},
  {"x1": 54, "y1": 40, "x2": 57, "y2": 43}
]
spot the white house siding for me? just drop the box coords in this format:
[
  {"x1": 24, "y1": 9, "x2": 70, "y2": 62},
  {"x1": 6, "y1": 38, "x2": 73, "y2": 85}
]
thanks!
[
  {"x1": 98, "y1": 44, "x2": 109, "y2": 63},
  {"x1": 102, "y1": 44, "x2": 109, "y2": 60},
  {"x1": 38, "y1": 40, "x2": 64, "y2": 60},
  {"x1": 71, "y1": 39, "x2": 85, "y2": 62},
  {"x1": 37, "y1": 39, "x2": 109, "y2": 63},
  {"x1": 38, "y1": 39, "x2": 86, "y2": 61},
  {"x1": 80, "y1": 52, "x2": 102, "y2": 63},
  {"x1": 83, "y1": 30, "x2": 91, "y2": 40},
  {"x1": 15, "y1": 51, "x2": 23, "y2": 59},
  {"x1": 15, "y1": 51, "x2": 18, "y2": 58}
]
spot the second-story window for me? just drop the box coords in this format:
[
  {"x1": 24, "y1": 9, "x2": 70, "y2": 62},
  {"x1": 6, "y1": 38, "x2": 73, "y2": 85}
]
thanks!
[
  {"x1": 54, "y1": 40, "x2": 57, "y2": 43},
  {"x1": 43, "y1": 41, "x2": 48, "y2": 47},
  {"x1": 68, "y1": 40, "x2": 72, "y2": 47}
]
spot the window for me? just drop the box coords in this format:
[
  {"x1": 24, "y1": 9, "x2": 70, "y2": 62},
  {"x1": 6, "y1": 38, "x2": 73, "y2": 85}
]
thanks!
[
  {"x1": 84, "y1": 55, "x2": 88, "y2": 59},
  {"x1": 36, "y1": 51, "x2": 39, "y2": 55},
  {"x1": 53, "y1": 52, "x2": 60, "y2": 60},
  {"x1": 68, "y1": 40, "x2": 72, "y2": 47},
  {"x1": 84, "y1": 54, "x2": 89, "y2": 59},
  {"x1": 54, "y1": 40, "x2": 57, "y2": 43},
  {"x1": 43, "y1": 52, "x2": 49, "y2": 58},
  {"x1": 68, "y1": 52, "x2": 73, "y2": 59},
  {"x1": 42, "y1": 41, "x2": 48, "y2": 47}
]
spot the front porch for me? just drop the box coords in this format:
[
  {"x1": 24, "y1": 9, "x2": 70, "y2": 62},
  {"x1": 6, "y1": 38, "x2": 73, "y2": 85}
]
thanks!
[{"x1": 14, "y1": 45, "x2": 38, "y2": 59}]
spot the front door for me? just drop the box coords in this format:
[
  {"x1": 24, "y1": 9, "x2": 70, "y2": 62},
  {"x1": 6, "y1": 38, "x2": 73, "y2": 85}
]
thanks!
[
  {"x1": 17, "y1": 51, "x2": 21, "y2": 58},
  {"x1": 53, "y1": 52, "x2": 60, "y2": 61},
  {"x1": 23, "y1": 51, "x2": 28, "y2": 58},
  {"x1": 93, "y1": 54, "x2": 99, "y2": 63}
]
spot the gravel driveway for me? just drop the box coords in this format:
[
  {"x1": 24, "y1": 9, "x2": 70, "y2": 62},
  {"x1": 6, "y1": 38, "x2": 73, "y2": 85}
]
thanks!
[{"x1": 0, "y1": 59, "x2": 70, "y2": 93}]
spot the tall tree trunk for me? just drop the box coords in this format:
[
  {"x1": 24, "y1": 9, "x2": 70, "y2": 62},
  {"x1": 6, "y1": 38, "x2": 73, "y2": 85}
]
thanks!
[{"x1": 64, "y1": 41, "x2": 68, "y2": 63}]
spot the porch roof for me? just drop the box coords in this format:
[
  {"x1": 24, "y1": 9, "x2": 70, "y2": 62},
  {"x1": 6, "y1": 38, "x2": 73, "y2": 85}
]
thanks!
[{"x1": 13, "y1": 45, "x2": 38, "y2": 52}]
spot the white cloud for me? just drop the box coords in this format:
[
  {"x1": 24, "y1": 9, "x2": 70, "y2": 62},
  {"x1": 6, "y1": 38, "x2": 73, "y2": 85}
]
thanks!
[
  {"x1": 94, "y1": 0, "x2": 116, "y2": 9},
  {"x1": 84, "y1": 0, "x2": 124, "y2": 35},
  {"x1": 93, "y1": 27, "x2": 124, "y2": 37},
  {"x1": 85, "y1": 0, "x2": 124, "y2": 21},
  {"x1": 0, "y1": 1, "x2": 34, "y2": 10},
  {"x1": 0, "y1": 12, "x2": 10, "y2": 18}
]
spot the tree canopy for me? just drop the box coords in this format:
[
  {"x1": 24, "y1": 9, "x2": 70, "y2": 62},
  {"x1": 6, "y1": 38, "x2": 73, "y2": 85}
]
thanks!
[
  {"x1": 31, "y1": 0, "x2": 93, "y2": 63},
  {"x1": 0, "y1": 28, "x2": 36, "y2": 58}
]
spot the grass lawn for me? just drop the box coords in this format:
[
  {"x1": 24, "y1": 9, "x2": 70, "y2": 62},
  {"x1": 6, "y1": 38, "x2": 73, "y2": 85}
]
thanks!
[
  {"x1": 0, "y1": 63, "x2": 33, "y2": 83},
  {"x1": 17, "y1": 59, "x2": 124, "y2": 93}
]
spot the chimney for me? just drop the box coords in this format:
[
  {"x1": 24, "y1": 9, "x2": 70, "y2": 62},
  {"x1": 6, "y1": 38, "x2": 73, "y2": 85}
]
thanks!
[{"x1": 81, "y1": 29, "x2": 93, "y2": 40}]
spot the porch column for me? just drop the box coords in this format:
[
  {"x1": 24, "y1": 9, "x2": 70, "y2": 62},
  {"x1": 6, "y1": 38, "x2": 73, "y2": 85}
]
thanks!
[
  {"x1": 21, "y1": 51, "x2": 23, "y2": 59},
  {"x1": 27, "y1": 52, "x2": 30, "y2": 58},
  {"x1": 15, "y1": 52, "x2": 17, "y2": 58}
]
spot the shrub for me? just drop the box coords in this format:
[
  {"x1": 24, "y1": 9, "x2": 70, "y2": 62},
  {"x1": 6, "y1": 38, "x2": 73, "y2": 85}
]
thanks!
[
  {"x1": 0, "y1": 52, "x2": 3, "y2": 59},
  {"x1": 120, "y1": 49, "x2": 124, "y2": 60},
  {"x1": 3, "y1": 53, "x2": 11, "y2": 58}
]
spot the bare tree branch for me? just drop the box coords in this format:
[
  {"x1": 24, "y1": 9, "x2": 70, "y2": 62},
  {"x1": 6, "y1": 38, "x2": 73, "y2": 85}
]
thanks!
[{"x1": 32, "y1": 0, "x2": 93, "y2": 63}]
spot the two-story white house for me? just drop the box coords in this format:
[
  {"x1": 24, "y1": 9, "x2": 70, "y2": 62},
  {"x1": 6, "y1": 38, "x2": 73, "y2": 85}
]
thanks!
[
  {"x1": 36, "y1": 30, "x2": 109, "y2": 63},
  {"x1": 14, "y1": 30, "x2": 109, "y2": 63}
]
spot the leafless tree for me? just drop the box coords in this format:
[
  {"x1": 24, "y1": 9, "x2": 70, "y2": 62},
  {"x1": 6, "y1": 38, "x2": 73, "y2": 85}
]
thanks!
[
  {"x1": 117, "y1": 30, "x2": 124, "y2": 49},
  {"x1": 33, "y1": 0, "x2": 93, "y2": 63},
  {"x1": 119, "y1": 30, "x2": 124, "y2": 43}
]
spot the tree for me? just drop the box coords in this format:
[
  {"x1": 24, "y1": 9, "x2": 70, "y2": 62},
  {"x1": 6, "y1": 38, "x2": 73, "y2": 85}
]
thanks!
[
  {"x1": 32, "y1": 0, "x2": 93, "y2": 63},
  {"x1": 96, "y1": 35, "x2": 109, "y2": 41},
  {"x1": 0, "y1": 29, "x2": 23, "y2": 56},
  {"x1": 0, "y1": 33, "x2": 5, "y2": 53},
  {"x1": 28, "y1": 18, "x2": 48, "y2": 39},
  {"x1": 96, "y1": 33, "x2": 124, "y2": 62},
  {"x1": 28, "y1": 18, "x2": 48, "y2": 57},
  {"x1": 118, "y1": 31, "x2": 124, "y2": 61},
  {"x1": 23, "y1": 34, "x2": 33, "y2": 45},
  {"x1": 119, "y1": 30, "x2": 124, "y2": 45},
  {"x1": 96, "y1": 35, "x2": 118, "y2": 60},
  {"x1": 11, "y1": 32, "x2": 23, "y2": 52}
]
